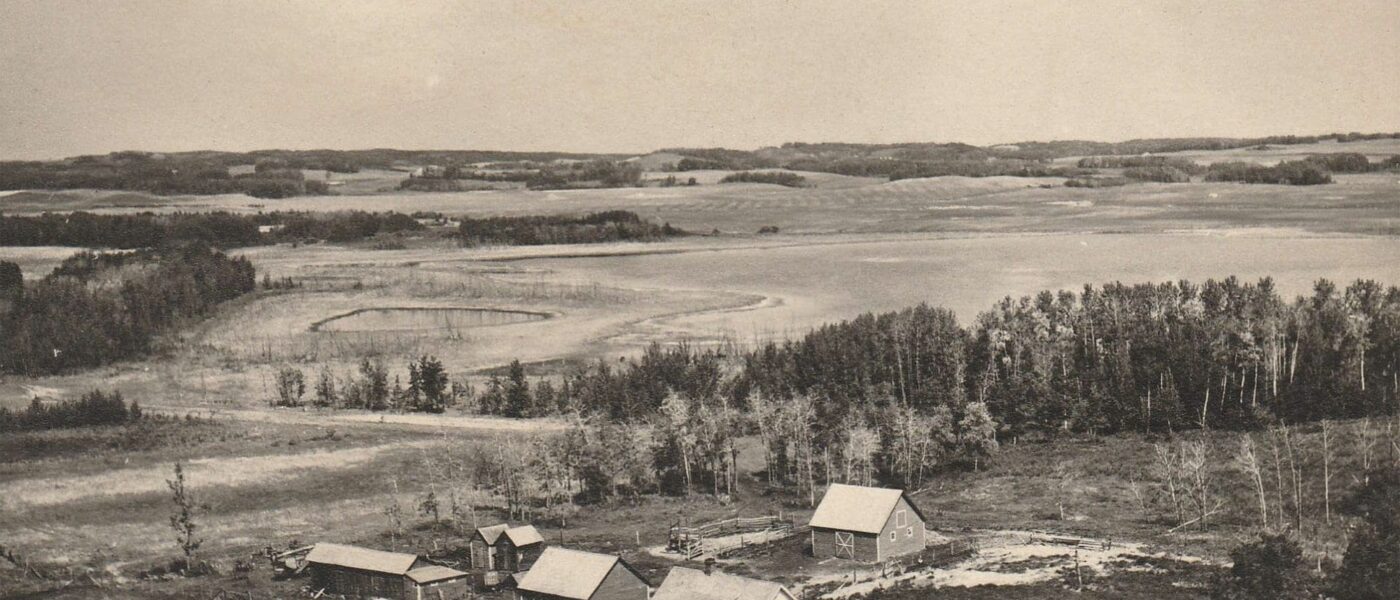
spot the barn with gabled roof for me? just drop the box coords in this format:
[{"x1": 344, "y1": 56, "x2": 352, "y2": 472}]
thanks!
[
  {"x1": 306, "y1": 542, "x2": 472, "y2": 599},
  {"x1": 808, "y1": 483, "x2": 926, "y2": 562},
  {"x1": 514, "y1": 547, "x2": 649, "y2": 600}
]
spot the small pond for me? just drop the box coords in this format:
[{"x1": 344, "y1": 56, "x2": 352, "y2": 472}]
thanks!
[{"x1": 311, "y1": 307, "x2": 549, "y2": 333}]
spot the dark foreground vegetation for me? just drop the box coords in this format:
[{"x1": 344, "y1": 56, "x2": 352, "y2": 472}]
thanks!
[
  {"x1": 0, "y1": 245, "x2": 255, "y2": 374},
  {"x1": 456, "y1": 210, "x2": 684, "y2": 246}
]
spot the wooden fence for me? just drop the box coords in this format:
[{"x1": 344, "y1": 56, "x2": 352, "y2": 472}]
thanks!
[
  {"x1": 1028, "y1": 532, "x2": 1113, "y2": 551},
  {"x1": 668, "y1": 515, "x2": 795, "y2": 560}
]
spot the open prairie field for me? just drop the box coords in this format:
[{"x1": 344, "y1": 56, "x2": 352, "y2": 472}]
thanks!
[{"x1": 5, "y1": 171, "x2": 1399, "y2": 236}]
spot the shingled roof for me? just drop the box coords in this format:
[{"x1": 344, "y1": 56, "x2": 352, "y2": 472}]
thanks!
[
  {"x1": 405, "y1": 565, "x2": 469, "y2": 584},
  {"x1": 515, "y1": 548, "x2": 640, "y2": 600},
  {"x1": 505, "y1": 524, "x2": 545, "y2": 547},
  {"x1": 475, "y1": 524, "x2": 510, "y2": 545},
  {"x1": 807, "y1": 484, "x2": 924, "y2": 535},
  {"x1": 652, "y1": 567, "x2": 792, "y2": 600},
  {"x1": 304, "y1": 543, "x2": 420, "y2": 575}
]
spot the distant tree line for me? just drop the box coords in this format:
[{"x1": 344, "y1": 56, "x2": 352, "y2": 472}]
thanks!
[
  {"x1": 1206, "y1": 161, "x2": 1333, "y2": 185},
  {"x1": 0, "y1": 389, "x2": 140, "y2": 432},
  {"x1": 719, "y1": 171, "x2": 808, "y2": 187},
  {"x1": 0, "y1": 245, "x2": 256, "y2": 375},
  {"x1": 1076, "y1": 156, "x2": 1203, "y2": 171},
  {"x1": 523, "y1": 160, "x2": 643, "y2": 190},
  {"x1": 0, "y1": 153, "x2": 329, "y2": 198},
  {"x1": 457, "y1": 211, "x2": 684, "y2": 246},
  {"x1": 0, "y1": 210, "x2": 424, "y2": 249}
]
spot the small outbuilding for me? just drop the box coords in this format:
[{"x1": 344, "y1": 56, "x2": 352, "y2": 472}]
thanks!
[
  {"x1": 652, "y1": 565, "x2": 794, "y2": 600},
  {"x1": 470, "y1": 524, "x2": 510, "y2": 570},
  {"x1": 515, "y1": 547, "x2": 649, "y2": 600},
  {"x1": 808, "y1": 483, "x2": 927, "y2": 562},
  {"x1": 405, "y1": 565, "x2": 472, "y2": 600},
  {"x1": 499, "y1": 525, "x2": 545, "y2": 571},
  {"x1": 471, "y1": 524, "x2": 545, "y2": 572},
  {"x1": 306, "y1": 542, "x2": 460, "y2": 600}
]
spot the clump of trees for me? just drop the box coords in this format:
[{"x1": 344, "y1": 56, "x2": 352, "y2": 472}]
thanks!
[
  {"x1": 736, "y1": 277, "x2": 1400, "y2": 439},
  {"x1": 1123, "y1": 166, "x2": 1192, "y2": 183},
  {"x1": 524, "y1": 160, "x2": 643, "y2": 190},
  {"x1": 0, "y1": 389, "x2": 141, "y2": 432},
  {"x1": 457, "y1": 211, "x2": 684, "y2": 247},
  {"x1": 276, "y1": 355, "x2": 453, "y2": 413},
  {"x1": 719, "y1": 171, "x2": 808, "y2": 187},
  {"x1": 0, "y1": 245, "x2": 256, "y2": 375},
  {"x1": 0, "y1": 210, "x2": 425, "y2": 249},
  {"x1": 1206, "y1": 161, "x2": 1333, "y2": 185}
]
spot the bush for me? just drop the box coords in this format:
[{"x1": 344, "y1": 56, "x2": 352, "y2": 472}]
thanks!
[
  {"x1": 1332, "y1": 469, "x2": 1400, "y2": 599},
  {"x1": 1214, "y1": 534, "x2": 1319, "y2": 600}
]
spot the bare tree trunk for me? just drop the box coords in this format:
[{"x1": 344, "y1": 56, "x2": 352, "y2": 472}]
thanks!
[
  {"x1": 1322, "y1": 420, "x2": 1333, "y2": 525},
  {"x1": 1282, "y1": 427, "x2": 1303, "y2": 530},
  {"x1": 1237, "y1": 434, "x2": 1268, "y2": 529}
]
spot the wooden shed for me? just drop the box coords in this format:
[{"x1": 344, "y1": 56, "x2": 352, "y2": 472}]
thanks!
[
  {"x1": 470, "y1": 524, "x2": 510, "y2": 570},
  {"x1": 515, "y1": 547, "x2": 649, "y2": 600},
  {"x1": 405, "y1": 565, "x2": 472, "y2": 600},
  {"x1": 499, "y1": 525, "x2": 545, "y2": 571},
  {"x1": 472, "y1": 524, "x2": 545, "y2": 572},
  {"x1": 808, "y1": 484, "x2": 927, "y2": 562},
  {"x1": 305, "y1": 543, "x2": 427, "y2": 599},
  {"x1": 652, "y1": 566, "x2": 794, "y2": 600}
]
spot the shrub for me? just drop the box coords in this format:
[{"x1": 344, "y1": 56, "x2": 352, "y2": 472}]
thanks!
[{"x1": 1214, "y1": 534, "x2": 1319, "y2": 600}]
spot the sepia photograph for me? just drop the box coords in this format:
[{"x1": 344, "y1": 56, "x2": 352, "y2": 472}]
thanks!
[{"x1": 2, "y1": 1, "x2": 1399, "y2": 598}]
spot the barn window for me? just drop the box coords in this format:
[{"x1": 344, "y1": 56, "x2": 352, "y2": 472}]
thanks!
[
  {"x1": 907, "y1": 527, "x2": 914, "y2": 537},
  {"x1": 890, "y1": 530, "x2": 896, "y2": 541},
  {"x1": 895, "y1": 509, "x2": 908, "y2": 528}
]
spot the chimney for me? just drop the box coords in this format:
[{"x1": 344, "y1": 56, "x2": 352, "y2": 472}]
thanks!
[{"x1": 704, "y1": 558, "x2": 715, "y2": 575}]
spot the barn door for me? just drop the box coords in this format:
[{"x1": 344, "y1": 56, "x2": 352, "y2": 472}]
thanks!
[{"x1": 834, "y1": 531, "x2": 855, "y2": 559}]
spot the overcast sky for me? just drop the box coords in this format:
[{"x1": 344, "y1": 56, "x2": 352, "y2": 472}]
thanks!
[{"x1": 2, "y1": 0, "x2": 1398, "y2": 159}]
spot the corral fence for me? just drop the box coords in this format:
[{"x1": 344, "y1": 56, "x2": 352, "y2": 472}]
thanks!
[
  {"x1": 668, "y1": 515, "x2": 796, "y2": 560},
  {"x1": 921, "y1": 538, "x2": 979, "y2": 567},
  {"x1": 1028, "y1": 532, "x2": 1113, "y2": 551}
]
